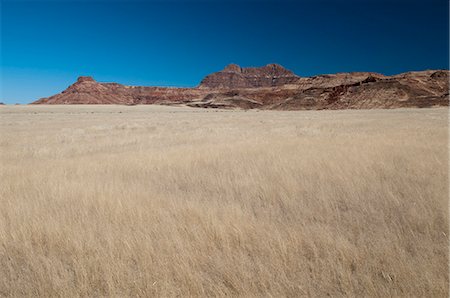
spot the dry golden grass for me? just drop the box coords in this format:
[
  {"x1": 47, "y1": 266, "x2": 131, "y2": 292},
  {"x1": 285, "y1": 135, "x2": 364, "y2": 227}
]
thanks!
[{"x1": 0, "y1": 105, "x2": 448, "y2": 297}]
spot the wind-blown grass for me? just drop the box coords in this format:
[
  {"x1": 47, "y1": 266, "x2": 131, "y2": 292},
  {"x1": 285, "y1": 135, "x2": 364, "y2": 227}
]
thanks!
[{"x1": 0, "y1": 105, "x2": 448, "y2": 296}]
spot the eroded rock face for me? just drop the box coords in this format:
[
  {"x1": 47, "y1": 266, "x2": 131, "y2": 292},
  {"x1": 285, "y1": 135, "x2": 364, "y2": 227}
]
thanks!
[
  {"x1": 32, "y1": 65, "x2": 449, "y2": 110},
  {"x1": 33, "y1": 77, "x2": 209, "y2": 105},
  {"x1": 76, "y1": 76, "x2": 95, "y2": 83},
  {"x1": 199, "y1": 63, "x2": 301, "y2": 89}
]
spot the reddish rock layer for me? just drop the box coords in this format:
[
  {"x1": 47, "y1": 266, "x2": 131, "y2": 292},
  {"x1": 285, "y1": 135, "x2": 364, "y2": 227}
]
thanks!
[
  {"x1": 199, "y1": 63, "x2": 300, "y2": 89},
  {"x1": 32, "y1": 64, "x2": 449, "y2": 110}
]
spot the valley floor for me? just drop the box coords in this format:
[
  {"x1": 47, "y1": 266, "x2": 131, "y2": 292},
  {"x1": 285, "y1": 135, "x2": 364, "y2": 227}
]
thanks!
[{"x1": 0, "y1": 105, "x2": 448, "y2": 296}]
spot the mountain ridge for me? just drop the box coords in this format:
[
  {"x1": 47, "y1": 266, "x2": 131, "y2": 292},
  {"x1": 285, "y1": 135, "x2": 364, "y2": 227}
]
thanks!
[{"x1": 32, "y1": 64, "x2": 449, "y2": 109}]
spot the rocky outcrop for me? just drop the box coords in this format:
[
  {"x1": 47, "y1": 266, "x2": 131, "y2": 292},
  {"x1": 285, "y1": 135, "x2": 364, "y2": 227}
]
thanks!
[
  {"x1": 296, "y1": 72, "x2": 386, "y2": 90},
  {"x1": 32, "y1": 64, "x2": 449, "y2": 110},
  {"x1": 33, "y1": 77, "x2": 209, "y2": 105},
  {"x1": 199, "y1": 63, "x2": 300, "y2": 89}
]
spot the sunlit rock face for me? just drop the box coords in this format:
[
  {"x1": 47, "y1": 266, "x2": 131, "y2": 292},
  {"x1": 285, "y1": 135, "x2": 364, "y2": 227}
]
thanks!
[
  {"x1": 32, "y1": 65, "x2": 449, "y2": 110},
  {"x1": 199, "y1": 63, "x2": 300, "y2": 89}
]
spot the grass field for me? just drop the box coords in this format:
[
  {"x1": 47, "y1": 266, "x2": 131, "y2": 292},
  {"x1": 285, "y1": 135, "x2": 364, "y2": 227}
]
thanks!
[{"x1": 0, "y1": 105, "x2": 448, "y2": 297}]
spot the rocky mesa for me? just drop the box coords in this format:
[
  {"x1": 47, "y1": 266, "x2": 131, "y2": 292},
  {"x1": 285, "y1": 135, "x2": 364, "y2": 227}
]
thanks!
[
  {"x1": 199, "y1": 63, "x2": 300, "y2": 89},
  {"x1": 32, "y1": 64, "x2": 449, "y2": 109}
]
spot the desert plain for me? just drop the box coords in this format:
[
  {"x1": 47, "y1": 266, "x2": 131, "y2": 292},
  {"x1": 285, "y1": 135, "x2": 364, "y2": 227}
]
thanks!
[{"x1": 0, "y1": 105, "x2": 448, "y2": 296}]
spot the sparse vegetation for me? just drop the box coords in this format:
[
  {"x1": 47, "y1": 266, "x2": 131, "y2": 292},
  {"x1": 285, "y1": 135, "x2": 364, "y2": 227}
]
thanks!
[{"x1": 0, "y1": 105, "x2": 448, "y2": 297}]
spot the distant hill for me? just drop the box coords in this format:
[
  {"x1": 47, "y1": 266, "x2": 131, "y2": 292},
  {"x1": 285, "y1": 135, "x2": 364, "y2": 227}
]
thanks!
[{"x1": 32, "y1": 64, "x2": 449, "y2": 109}]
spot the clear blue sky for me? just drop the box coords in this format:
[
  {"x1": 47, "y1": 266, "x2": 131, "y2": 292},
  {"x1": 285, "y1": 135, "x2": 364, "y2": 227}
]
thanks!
[{"x1": 1, "y1": 0, "x2": 448, "y2": 104}]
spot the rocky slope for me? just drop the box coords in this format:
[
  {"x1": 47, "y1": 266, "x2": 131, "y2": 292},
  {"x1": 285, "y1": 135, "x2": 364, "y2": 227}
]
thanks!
[
  {"x1": 32, "y1": 64, "x2": 449, "y2": 109},
  {"x1": 199, "y1": 63, "x2": 300, "y2": 89},
  {"x1": 33, "y1": 76, "x2": 208, "y2": 105}
]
